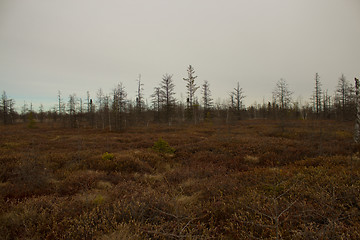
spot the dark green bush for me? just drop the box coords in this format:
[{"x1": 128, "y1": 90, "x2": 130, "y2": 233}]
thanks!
[{"x1": 152, "y1": 138, "x2": 175, "y2": 154}]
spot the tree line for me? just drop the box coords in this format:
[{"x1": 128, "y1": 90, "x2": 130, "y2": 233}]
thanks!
[{"x1": 1, "y1": 65, "x2": 359, "y2": 128}]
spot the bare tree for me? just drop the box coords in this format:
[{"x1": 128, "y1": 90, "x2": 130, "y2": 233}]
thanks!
[
  {"x1": 86, "y1": 91, "x2": 91, "y2": 113},
  {"x1": 57, "y1": 90, "x2": 63, "y2": 116},
  {"x1": 97, "y1": 88, "x2": 105, "y2": 129},
  {"x1": 322, "y1": 90, "x2": 331, "y2": 118},
  {"x1": 136, "y1": 74, "x2": 144, "y2": 113},
  {"x1": 272, "y1": 78, "x2": 293, "y2": 110},
  {"x1": 355, "y1": 78, "x2": 360, "y2": 143},
  {"x1": 0, "y1": 91, "x2": 14, "y2": 124},
  {"x1": 312, "y1": 73, "x2": 322, "y2": 116},
  {"x1": 21, "y1": 101, "x2": 28, "y2": 123},
  {"x1": 112, "y1": 83, "x2": 127, "y2": 130},
  {"x1": 97, "y1": 88, "x2": 104, "y2": 111},
  {"x1": 85, "y1": 91, "x2": 93, "y2": 125},
  {"x1": 335, "y1": 74, "x2": 354, "y2": 120},
  {"x1": 183, "y1": 65, "x2": 199, "y2": 122},
  {"x1": 38, "y1": 104, "x2": 45, "y2": 123},
  {"x1": 1, "y1": 91, "x2": 8, "y2": 124},
  {"x1": 202, "y1": 80, "x2": 213, "y2": 119},
  {"x1": 160, "y1": 74, "x2": 176, "y2": 124},
  {"x1": 68, "y1": 94, "x2": 77, "y2": 128},
  {"x1": 103, "y1": 95, "x2": 111, "y2": 130},
  {"x1": 8, "y1": 98, "x2": 16, "y2": 124},
  {"x1": 231, "y1": 82, "x2": 245, "y2": 114},
  {"x1": 151, "y1": 86, "x2": 161, "y2": 122}
]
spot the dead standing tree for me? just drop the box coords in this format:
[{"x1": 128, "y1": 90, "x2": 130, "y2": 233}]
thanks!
[
  {"x1": 67, "y1": 94, "x2": 77, "y2": 128},
  {"x1": 335, "y1": 74, "x2": 354, "y2": 120},
  {"x1": 231, "y1": 82, "x2": 245, "y2": 120},
  {"x1": 136, "y1": 74, "x2": 144, "y2": 122},
  {"x1": 272, "y1": 79, "x2": 293, "y2": 133},
  {"x1": 1, "y1": 91, "x2": 9, "y2": 125},
  {"x1": 183, "y1": 65, "x2": 200, "y2": 123},
  {"x1": 0, "y1": 91, "x2": 15, "y2": 125},
  {"x1": 112, "y1": 83, "x2": 127, "y2": 130},
  {"x1": 312, "y1": 73, "x2": 322, "y2": 118},
  {"x1": 272, "y1": 78, "x2": 293, "y2": 121},
  {"x1": 202, "y1": 80, "x2": 213, "y2": 120},
  {"x1": 354, "y1": 78, "x2": 360, "y2": 143},
  {"x1": 272, "y1": 78, "x2": 293, "y2": 111},
  {"x1": 151, "y1": 86, "x2": 161, "y2": 122},
  {"x1": 160, "y1": 74, "x2": 176, "y2": 125}
]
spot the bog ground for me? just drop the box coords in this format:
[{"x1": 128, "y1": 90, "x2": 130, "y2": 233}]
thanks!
[{"x1": 1, "y1": 120, "x2": 360, "y2": 239}]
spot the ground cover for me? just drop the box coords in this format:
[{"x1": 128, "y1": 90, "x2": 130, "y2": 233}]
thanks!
[{"x1": 0, "y1": 120, "x2": 359, "y2": 239}]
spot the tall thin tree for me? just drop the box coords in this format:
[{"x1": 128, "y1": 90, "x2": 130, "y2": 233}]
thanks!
[
  {"x1": 272, "y1": 78, "x2": 293, "y2": 110},
  {"x1": 112, "y1": 83, "x2": 127, "y2": 130},
  {"x1": 183, "y1": 65, "x2": 199, "y2": 122},
  {"x1": 354, "y1": 78, "x2": 360, "y2": 143},
  {"x1": 68, "y1": 94, "x2": 77, "y2": 128},
  {"x1": 58, "y1": 90, "x2": 62, "y2": 116},
  {"x1": 231, "y1": 82, "x2": 245, "y2": 112},
  {"x1": 312, "y1": 73, "x2": 322, "y2": 116},
  {"x1": 1, "y1": 91, "x2": 8, "y2": 124},
  {"x1": 202, "y1": 80, "x2": 213, "y2": 119},
  {"x1": 160, "y1": 73, "x2": 176, "y2": 124},
  {"x1": 136, "y1": 74, "x2": 144, "y2": 113},
  {"x1": 151, "y1": 86, "x2": 161, "y2": 122}
]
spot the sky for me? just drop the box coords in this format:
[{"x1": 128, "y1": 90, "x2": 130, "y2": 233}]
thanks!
[{"x1": 0, "y1": 0, "x2": 360, "y2": 111}]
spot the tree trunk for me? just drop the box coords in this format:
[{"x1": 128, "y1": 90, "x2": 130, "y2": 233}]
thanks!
[{"x1": 354, "y1": 78, "x2": 360, "y2": 143}]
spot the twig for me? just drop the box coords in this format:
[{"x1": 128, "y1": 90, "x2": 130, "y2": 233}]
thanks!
[{"x1": 143, "y1": 229, "x2": 186, "y2": 239}]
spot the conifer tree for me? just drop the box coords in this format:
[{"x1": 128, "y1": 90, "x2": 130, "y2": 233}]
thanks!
[
  {"x1": 160, "y1": 74, "x2": 176, "y2": 124},
  {"x1": 183, "y1": 65, "x2": 199, "y2": 122}
]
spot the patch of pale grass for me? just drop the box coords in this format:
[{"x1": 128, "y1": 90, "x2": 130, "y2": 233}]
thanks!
[
  {"x1": 244, "y1": 155, "x2": 260, "y2": 164},
  {"x1": 175, "y1": 192, "x2": 201, "y2": 206},
  {"x1": 73, "y1": 190, "x2": 107, "y2": 205},
  {"x1": 181, "y1": 178, "x2": 197, "y2": 188},
  {"x1": 143, "y1": 173, "x2": 163, "y2": 183},
  {"x1": 96, "y1": 180, "x2": 113, "y2": 190},
  {"x1": 98, "y1": 223, "x2": 142, "y2": 240}
]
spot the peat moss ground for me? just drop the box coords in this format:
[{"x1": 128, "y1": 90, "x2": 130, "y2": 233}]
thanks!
[{"x1": 0, "y1": 120, "x2": 359, "y2": 239}]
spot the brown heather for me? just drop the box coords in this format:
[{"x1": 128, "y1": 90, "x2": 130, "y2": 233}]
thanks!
[{"x1": 0, "y1": 119, "x2": 359, "y2": 239}]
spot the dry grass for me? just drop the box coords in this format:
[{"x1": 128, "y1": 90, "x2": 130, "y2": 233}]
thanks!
[{"x1": 0, "y1": 119, "x2": 359, "y2": 239}]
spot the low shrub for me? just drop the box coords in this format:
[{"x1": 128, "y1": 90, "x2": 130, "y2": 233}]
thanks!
[
  {"x1": 102, "y1": 152, "x2": 114, "y2": 161},
  {"x1": 152, "y1": 138, "x2": 175, "y2": 154}
]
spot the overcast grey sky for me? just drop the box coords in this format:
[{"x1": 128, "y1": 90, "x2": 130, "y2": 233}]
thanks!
[{"x1": 0, "y1": 0, "x2": 359, "y2": 110}]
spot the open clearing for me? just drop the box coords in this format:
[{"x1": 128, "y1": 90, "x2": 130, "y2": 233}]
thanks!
[{"x1": 1, "y1": 120, "x2": 359, "y2": 239}]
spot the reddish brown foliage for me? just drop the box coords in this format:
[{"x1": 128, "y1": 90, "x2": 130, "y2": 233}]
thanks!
[{"x1": 0, "y1": 120, "x2": 359, "y2": 239}]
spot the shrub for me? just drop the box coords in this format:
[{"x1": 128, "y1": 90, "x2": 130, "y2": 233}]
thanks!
[
  {"x1": 115, "y1": 155, "x2": 152, "y2": 173},
  {"x1": 102, "y1": 152, "x2": 114, "y2": 161},
  {"x1": 152, "y1": 138, "x2": 175, "y2": 154},
  {"x1": 27, "y1": 112, "x2": 37, "y2": 129},
  {"x1": 93, "y1": 195, "x2": 105, "y2": 205}
]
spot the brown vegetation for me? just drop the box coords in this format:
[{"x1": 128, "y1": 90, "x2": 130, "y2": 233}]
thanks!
[{"x1": 0, "y1": 120, "x2": 359, "y2": 239}]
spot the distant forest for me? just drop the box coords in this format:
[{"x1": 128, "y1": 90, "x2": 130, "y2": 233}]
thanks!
[{"x1": 1, "y1": 65, "x2": 359, "y2": 128}]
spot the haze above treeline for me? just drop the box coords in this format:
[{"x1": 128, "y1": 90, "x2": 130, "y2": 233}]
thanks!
[
  {"x1": 1, "y1": 71, "x2": 358, "y2": 113},
  {"x1": 1, "y1": 0, "x2": 359, "y2": 110}
]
